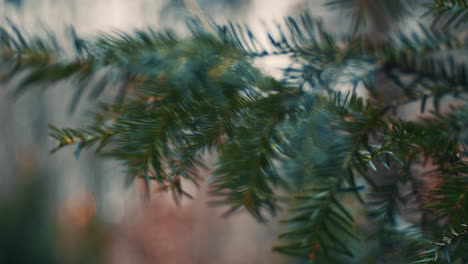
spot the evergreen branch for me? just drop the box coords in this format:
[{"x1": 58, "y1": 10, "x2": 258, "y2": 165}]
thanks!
[
  {"x1": 361, "y1": 188, "x2": 430, "y2": 263},
  {"x1": 36, "y1": 27, "x2": 301, "y2": 213},
  {"x1": 208, "y1": 81, "x2": 301, "y2": 220},
  {"x1": 273, "y1": 182, "x2": 358, "y2": 261},
  {"x1": 2, "y1": 12, "x2": 468, "y2": 263},
  {"x1": 414, "y1": 224, "x2": 468, "y2": 263},
  {"x1": 427, "y1": 165, "x2": 468, "y2": 225},
  {"x1": 230, "y1": 16, "x2": 468, "y2": 101},
  {"x1": 48, "y1": 124, "x2": 118, "y2": 157},
  {"x1": 272, "y1": 97, "x2": 366, "y2": 261},
  {"x1": 422, "y1": 0, "x2": 468, "y2": 29},
  {"x1": 209, "y1": 124, "x2": 283, "y2": 221}
]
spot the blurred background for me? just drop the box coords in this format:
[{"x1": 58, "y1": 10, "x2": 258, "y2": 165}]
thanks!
[{"x1": 0, "y1": 1, "x2": 432, "y2": 263}]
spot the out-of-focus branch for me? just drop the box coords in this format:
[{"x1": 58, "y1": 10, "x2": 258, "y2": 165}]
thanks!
[{"x1": 183, "y1": 0, "x2": 215, "y2": 34}]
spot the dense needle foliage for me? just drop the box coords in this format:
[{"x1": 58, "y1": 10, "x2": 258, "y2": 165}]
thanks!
[{"x1": 0, "y1": 0, "x2": 467, "y2": 263}]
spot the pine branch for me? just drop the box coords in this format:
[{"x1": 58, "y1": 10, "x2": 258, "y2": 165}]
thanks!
[
  {"x1": 271, "y1": 95, "x2": 373, "y2": 261},
  {"x1": 427, "y1": 166, "x2": 468, "y2": 225},
  {"x1": 422, "y1": 0, "x2": 468, "y2": 29},
  {"x1": 1, "y1": 11, "x2": 468, "y2": 263},
  {"x1": 273, "y1": 183, "x2": 358, "y2": 261},
  {"x1": 414, "y1": 224, "x2": 468, "y2": 263}
]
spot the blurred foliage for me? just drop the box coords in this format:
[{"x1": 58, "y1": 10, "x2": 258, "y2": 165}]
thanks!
[
  {"x1": 4, "y1": 0, "x2": 23, "y2": 8},
  {"x1": 415, "y1": 224, "x2": 468, "y2": 263},
  {"x1": 0, "y1": 173, "x2": 109, "y2": 264},
  {"x1": 422, "y1": 0, "x2": 468, "y2": 29},
  {"x1": 325, "y1": 0, "x2": 415, "y2": 34},
  {"x1": 0, "y1": 0, "x2": 467, "y2": 263},
  {"x1": 0, "y1": 175, "x2": 59, "y2": 264}
]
